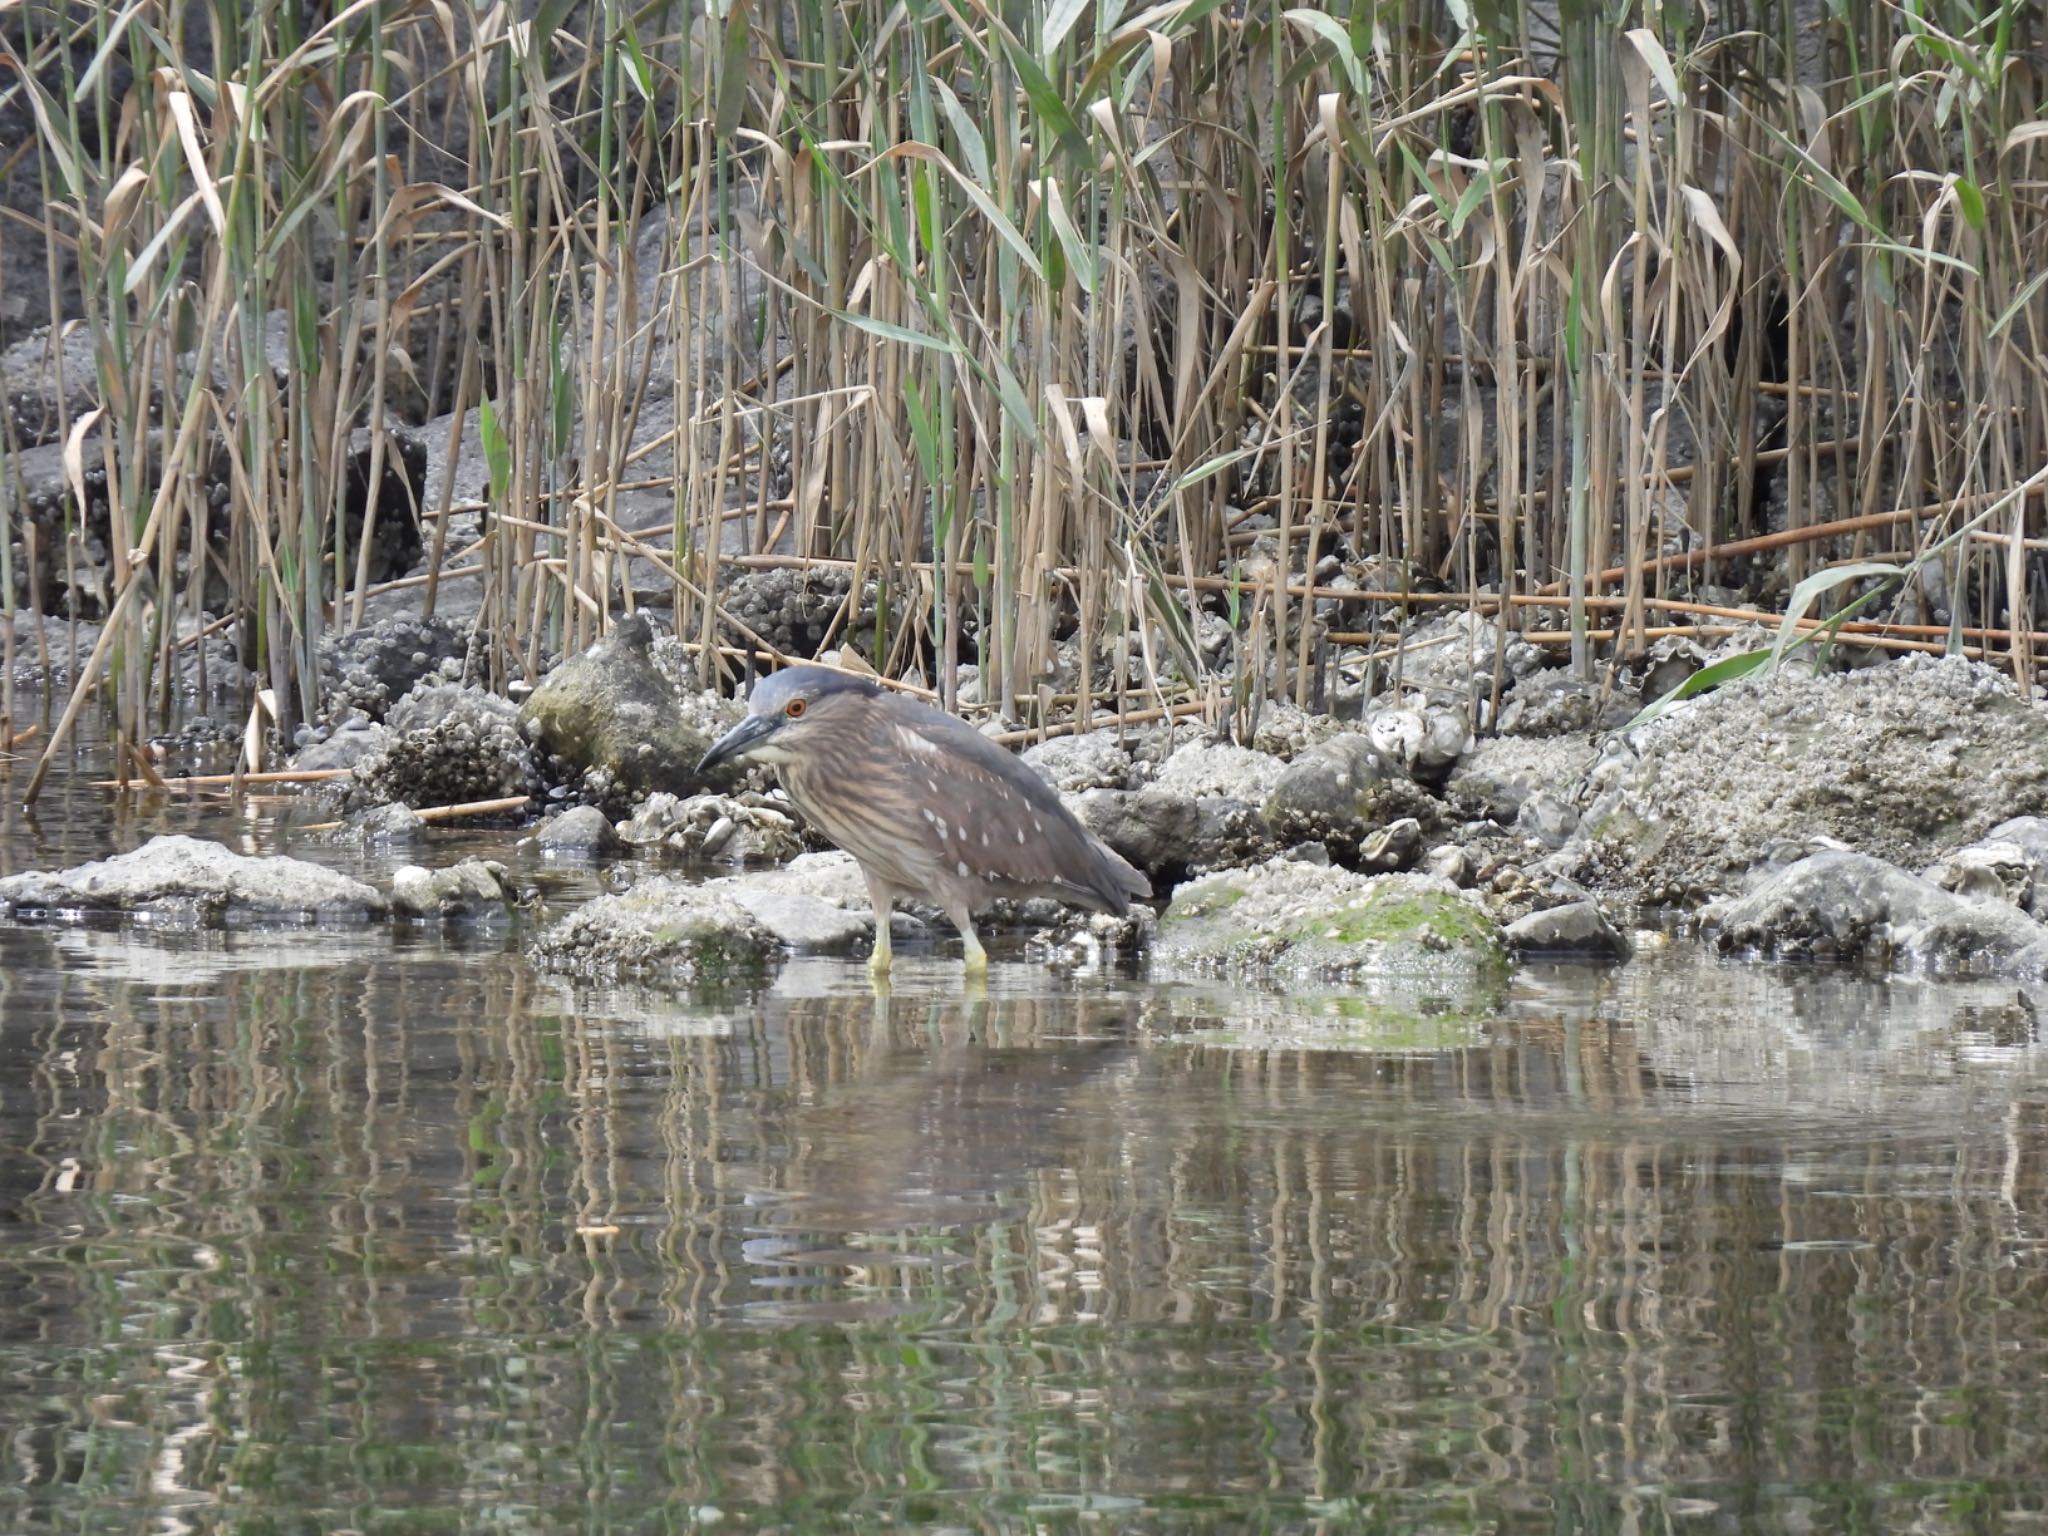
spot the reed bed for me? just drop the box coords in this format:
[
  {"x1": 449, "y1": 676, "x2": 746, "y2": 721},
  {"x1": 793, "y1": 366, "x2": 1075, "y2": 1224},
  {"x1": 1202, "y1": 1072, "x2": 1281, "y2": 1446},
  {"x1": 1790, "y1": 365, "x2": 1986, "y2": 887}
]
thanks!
[{"x1": 2, "y1": 0, "x2": 2045, "y2": 800}]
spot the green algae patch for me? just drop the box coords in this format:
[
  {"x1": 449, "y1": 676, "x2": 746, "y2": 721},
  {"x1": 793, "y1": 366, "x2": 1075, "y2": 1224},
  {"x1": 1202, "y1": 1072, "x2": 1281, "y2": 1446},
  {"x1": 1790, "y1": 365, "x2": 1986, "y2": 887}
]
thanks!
[
  {"x1": 1158, "y1": 883, "x2": 1245, "y2": 923},
  {"x1": 1154, "y1": 858, "x2": 1507, "y2": 986}
]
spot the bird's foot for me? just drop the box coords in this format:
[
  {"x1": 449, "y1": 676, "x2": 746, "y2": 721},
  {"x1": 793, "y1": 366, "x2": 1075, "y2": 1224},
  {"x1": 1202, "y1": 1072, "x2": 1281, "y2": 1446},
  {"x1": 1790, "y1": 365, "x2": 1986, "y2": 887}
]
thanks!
[{"x1": 961, "y1": 933, "x2": 988, "y2": 974}]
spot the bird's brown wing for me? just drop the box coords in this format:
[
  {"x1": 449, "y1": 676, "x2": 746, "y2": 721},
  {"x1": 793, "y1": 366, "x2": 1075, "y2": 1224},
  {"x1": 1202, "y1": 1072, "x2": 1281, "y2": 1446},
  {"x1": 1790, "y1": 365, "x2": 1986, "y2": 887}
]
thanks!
[{"x1": 889, "y1": 703, "x2": 1151, "y2": 913}]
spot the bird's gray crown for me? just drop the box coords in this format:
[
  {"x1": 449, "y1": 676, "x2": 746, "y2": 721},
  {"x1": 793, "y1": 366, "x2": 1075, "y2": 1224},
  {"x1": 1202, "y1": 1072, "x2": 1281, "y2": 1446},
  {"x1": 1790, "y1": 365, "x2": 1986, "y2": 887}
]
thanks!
[{"x1": 747, "y1": 665, "x2": 880, "y2": 714}]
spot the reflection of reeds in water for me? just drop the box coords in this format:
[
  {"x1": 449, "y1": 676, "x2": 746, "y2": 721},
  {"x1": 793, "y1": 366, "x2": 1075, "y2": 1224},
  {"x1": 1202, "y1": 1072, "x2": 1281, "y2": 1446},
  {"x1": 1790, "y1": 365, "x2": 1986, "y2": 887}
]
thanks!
[{"x1": 4, "y1": 948, "x2": 2048, "y2": 1523}]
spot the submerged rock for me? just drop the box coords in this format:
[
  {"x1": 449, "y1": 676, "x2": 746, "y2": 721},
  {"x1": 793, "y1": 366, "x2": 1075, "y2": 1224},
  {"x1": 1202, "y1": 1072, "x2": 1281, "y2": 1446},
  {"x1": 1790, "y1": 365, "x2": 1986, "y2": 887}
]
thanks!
[
  {"x1": 1705, "y1": 849, "x2": 2048, "y2": 977},
  {"x1": 0, "y1": 835, "x2": 386, "y2": 925},
  {"x1": 1154, "y1": 857, "x2": 1506, "y2": 981},
  {"x1": 391, "y1": 859, "x2": 514, "y2": 920},
  {"x1": 1505, "y1": 900, "x2": 1632, "y2": 961},
  {"x1": 291, "y1": 716, "x2": 393, "y2": 772},
  {"x1": 341, "y1": 803, "x2": 425, "y2": 847},
  {"x1": 520, "y1": 614, "x2": 741, "y2": 801},
  {"x1": 1565, "y1": 656, "x2": 2048, "y2": 902},
  {"x1": 533, "y1": 805, "x2": 621, "y2": 857}
]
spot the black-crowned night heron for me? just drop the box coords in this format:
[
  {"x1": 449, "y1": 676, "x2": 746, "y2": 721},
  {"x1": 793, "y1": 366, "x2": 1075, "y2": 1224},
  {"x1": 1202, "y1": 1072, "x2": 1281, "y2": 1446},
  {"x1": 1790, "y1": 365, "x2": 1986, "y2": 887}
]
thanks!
[{"x1": 696, "y1": 666, "x2": 1151, "y2": 972}]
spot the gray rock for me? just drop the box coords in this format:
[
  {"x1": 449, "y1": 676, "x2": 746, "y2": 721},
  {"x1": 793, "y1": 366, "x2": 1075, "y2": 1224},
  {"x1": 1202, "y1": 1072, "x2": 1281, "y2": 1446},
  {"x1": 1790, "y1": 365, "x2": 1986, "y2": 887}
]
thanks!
[
  {"x1": 534, "y1": 805, "x2": 621, "y2": 857},
  {"x1": 1424, "y1": 845, "x2": 1474, "y2": 886},
  {"x1": 521, "y1": 613, "x2": 742, "y2": 800},
  {"x1": 1021, "y1": 731, "x2": 1136, "y2": 792},
  {"x1": 1567, "y1": 656, "x2": 2048, "y2": 901},
  {"x1": 346, "y1": 803, "x2": 425, "y2": 845},
  {"x1": 1386, "y1": 611, "x2": 1545, "y2": 697},
  {"x1": 291, "y1": 718, "x2": 393, "y2": 772},
  {"x1": 1150, "y1": 738, "x2": 1287, "y2": 802},
  {"x1": 615, "y1": 791, "x2": 802, "y2": 863},
  {"x1": 1264, "y1": 735, "x2": 1433, "y2": 854},
  {"x1": 1358, "y1": 817, "x2": 1423, "y2": 873},
  {"x1": 1154, "y1": 857, "x2": 1507, "y2": 981},
  {"x1": 317, "y1": 616, "x2": 465, "y2": 724},
  {"x1": 1930, "y1": 817, "x2": 2048, "y2": 920},
  {"x1": 727, "y1": 850, "x2": 876, "y2": 911},
  {"x1": 2, "y1": 325, "x2": 98, "y2": 448},
  {"x1": 1496, "y1": 669, "x2": 1638, "y2": 736},
  {"x1": 528, "y1": 859, "x2": 873, "y2": 976},
  {"x1": 1366, "y1": 705, "x2": 1470, "y2": 782},
  {"x1": 720, "y1": 885, "x2": 871, "y2": 952},
  {"x1": 1072, "y1": 789, "x2": 1196, "y2": 876},
  {"x1": 529, "y1": 877, "x2": 777, "y2": 978},
  {"x1": 1923, "y1": 839, "x2": 2032, "y2": 906},
  {"x1": 391, "y1": 859, "x2": 513, "y2": 920},
  {"x1": 1705, "y1": 849, "x2": 2048, "y2": 976},
  {"x1": 0, "y1": 835, "x2": 386, "y2": 925},
  {"x1": 1505, "y1": 900, "x2": 1632, "y2": 960},
  {"x1": 1445, "y1": 735, "x2": 1598, "y2": 825},
  {"x1": 1517, "y1": 791, "x2": 1580, "y2": 849},
  {"x1": 344, "y1": 684, "x2": 539, "y2": 812},
  {"x1": 1070, "y1": 788, "x2": 1271, "y2": 876},
  {"x1": 616, "y1": 791, "x2": 688, "y2": 847}
]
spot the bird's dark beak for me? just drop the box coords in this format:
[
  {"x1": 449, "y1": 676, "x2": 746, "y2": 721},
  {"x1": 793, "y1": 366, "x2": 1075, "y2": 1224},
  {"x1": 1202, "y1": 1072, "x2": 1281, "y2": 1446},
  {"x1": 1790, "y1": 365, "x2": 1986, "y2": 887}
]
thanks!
[{"x1": 696, "y1": 713, "x2": 779, "y2": 777}]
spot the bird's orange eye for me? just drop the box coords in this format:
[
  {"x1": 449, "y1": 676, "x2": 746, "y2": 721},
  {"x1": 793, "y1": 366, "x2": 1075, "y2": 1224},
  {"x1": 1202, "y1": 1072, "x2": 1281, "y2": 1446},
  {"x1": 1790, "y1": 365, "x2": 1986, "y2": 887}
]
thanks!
[{"x1": 785, "y1": 697, "x2": 807, "y2": 719}]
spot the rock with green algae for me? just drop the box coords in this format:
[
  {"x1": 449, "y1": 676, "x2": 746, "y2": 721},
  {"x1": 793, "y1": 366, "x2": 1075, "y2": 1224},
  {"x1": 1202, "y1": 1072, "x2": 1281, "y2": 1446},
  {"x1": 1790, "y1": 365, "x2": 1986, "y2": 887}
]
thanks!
[
  {"x1": 519, "y1": 613, "x2": 742, "y2": 800},
  {"x1": 1154, "y1": 856, "x2": 1507, "y2": 982}
]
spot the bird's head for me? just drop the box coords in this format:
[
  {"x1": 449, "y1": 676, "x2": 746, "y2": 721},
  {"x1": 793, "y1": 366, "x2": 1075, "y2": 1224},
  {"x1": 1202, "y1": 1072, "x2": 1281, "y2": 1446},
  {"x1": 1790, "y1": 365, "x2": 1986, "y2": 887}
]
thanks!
[{"x1": 695, "y1": 666, "x2": 881, "y2": 775}]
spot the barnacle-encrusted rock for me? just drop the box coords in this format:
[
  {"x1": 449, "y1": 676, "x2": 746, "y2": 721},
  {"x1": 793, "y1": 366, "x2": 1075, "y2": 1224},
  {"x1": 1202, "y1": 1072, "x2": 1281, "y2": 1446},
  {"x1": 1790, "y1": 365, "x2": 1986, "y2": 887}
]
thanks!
[
  {"x1": 1705, "y1": 849, "x2": 2048, "y2": 976},
  {"x1": 614, "y1": 791, "x2": 802, "y2": 864},
  {"x1": 317, "y1": 615, "x2": 466, "y2": 724},
  {"x1": 343, "y1": 683, "x2": 539, "y2": 812},
  {"x1": 1564, "y1": 656, "x2": 2048, "y2": 901}
]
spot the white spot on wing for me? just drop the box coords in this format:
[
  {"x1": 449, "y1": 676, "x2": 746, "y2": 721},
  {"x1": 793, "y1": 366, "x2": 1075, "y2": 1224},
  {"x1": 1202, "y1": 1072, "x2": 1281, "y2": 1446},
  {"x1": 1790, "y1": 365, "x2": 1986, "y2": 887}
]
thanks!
[{"x1": 955, "y1": 859, "x2": 969, "y2": 877}]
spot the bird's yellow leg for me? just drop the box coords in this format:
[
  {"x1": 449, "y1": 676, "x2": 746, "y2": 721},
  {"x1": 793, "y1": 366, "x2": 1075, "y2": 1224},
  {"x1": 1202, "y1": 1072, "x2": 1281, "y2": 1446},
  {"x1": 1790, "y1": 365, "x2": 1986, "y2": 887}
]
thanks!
[
  {"x1": 865, "y1": 877, "x2": 894, "y2": 976},
  {"x1": 959, "y1": 920, "x2": 988, "y2": 974}
]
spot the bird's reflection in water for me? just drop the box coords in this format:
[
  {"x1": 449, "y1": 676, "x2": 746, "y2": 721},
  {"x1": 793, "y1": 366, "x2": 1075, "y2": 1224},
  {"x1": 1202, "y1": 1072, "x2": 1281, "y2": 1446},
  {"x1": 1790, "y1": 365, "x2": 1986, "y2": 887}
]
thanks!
[{"x1": 728, "y1": 974, "x2": 1145, "y2": 1322}]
